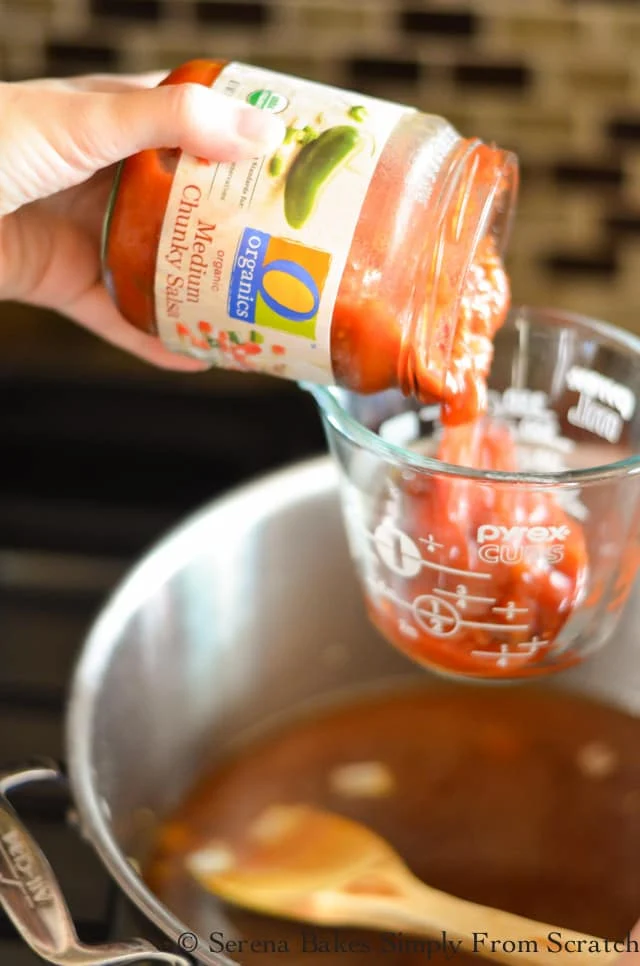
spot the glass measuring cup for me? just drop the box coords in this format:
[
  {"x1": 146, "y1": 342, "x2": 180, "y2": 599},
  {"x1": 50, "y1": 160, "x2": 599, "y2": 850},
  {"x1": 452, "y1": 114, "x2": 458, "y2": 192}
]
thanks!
[{"x1": 305, "y1": 306, "x2": 640, "y2": 681}]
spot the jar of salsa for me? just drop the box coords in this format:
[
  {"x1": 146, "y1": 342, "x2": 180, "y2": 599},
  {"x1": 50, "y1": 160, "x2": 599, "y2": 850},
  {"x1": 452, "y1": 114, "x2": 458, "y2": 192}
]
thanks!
[{"x1": 103, "y1": 60, "x2": 519, "y2": 425}]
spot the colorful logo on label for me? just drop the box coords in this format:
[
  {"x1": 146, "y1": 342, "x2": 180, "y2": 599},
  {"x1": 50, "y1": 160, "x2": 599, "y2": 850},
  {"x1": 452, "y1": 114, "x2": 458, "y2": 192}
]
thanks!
[
  {"x1": 247, "y1": 89, "x2": 288, "y2": 113},
  {"x1": 228, "y1": 228, "x2": 331, "y2": 339}
]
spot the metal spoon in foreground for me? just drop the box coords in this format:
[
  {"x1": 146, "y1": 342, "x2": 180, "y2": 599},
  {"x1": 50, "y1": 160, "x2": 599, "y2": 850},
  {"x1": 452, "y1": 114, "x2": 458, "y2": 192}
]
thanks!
[{"x1": 187, "y1": 804, "x2": 618, "y2": 966}]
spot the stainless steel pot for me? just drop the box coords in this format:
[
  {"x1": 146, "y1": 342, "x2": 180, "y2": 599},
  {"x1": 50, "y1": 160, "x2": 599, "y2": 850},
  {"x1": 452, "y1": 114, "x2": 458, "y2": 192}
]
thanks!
[{"x1": 1, "y1": 456, "x2": 639, "y2": 966}]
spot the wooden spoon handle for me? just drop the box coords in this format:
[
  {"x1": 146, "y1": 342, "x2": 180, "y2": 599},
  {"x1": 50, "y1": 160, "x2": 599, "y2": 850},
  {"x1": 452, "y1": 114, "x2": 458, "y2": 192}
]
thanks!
[{"x1": 320, "y1": 874, "x2": 620, "y2": 966}]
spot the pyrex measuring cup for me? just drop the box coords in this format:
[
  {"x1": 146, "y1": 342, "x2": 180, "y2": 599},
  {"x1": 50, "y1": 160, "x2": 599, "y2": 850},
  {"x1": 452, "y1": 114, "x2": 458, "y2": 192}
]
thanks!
[{"x1": 305, "y1": 306, "x2": 640, "y2": 681}]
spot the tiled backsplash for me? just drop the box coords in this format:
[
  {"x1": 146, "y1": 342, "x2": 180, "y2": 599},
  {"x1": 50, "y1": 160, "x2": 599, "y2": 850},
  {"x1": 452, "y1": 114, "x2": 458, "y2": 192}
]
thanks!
[{"x1": 3, "y1": 0, "x2": 640, "y2": 338}]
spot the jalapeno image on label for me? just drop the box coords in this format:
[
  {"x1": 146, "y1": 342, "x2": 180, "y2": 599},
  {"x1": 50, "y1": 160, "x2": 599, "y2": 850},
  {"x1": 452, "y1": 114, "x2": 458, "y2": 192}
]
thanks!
[{"x1": 284, "y1": 125, "x2": 364, "y2": 230}]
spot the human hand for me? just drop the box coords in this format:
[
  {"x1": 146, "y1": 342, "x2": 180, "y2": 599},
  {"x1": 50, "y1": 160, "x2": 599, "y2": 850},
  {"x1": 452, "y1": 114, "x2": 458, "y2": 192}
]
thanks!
[{"x1": 0, "y1": 72, "x2": 284, "y2": 369}]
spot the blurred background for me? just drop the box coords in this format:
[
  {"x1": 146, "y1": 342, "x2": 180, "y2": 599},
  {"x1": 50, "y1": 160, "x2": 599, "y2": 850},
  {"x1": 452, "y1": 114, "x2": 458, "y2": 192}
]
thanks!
[
  {"x1": 5, "y1": 0, "x2": 640, "y2": 328},
  {"x1": 0, "y1": 2, "x2": 638, "y2": 595},
  {"x1": 1, "y1": 3, "x2": 640, "y2": 960},
  {"x1": 2, "y1": 0, "x2": 640, "y2": 544},
  {"x1": 1, "y1": 0, "x2": 640, "y2": 664}
]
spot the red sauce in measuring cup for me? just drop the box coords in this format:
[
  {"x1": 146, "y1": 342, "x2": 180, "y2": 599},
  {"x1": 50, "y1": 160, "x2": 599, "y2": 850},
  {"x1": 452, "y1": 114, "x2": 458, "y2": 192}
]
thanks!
[{"x1": 365, "y1": 418, "x2": 589, "y2": 678}]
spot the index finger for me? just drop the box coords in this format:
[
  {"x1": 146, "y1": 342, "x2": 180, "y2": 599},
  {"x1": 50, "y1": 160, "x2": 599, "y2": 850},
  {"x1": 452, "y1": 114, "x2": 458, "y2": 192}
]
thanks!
[{"x1": 13, "y1": 71, "x2": 169, "y2": 93}]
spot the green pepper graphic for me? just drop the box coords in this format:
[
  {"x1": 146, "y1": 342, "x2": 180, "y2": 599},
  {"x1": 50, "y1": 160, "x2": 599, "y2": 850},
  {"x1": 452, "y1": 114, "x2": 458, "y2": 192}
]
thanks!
[
  {"x1": 269, "y1": 154, "x2": 284, "y2": 176},
  {"x1": 348, "y1": 105, "x2": 367, "y2": 122},
  {"x1": 284, "y1": 125, "x2": 363, "y2": 229}
]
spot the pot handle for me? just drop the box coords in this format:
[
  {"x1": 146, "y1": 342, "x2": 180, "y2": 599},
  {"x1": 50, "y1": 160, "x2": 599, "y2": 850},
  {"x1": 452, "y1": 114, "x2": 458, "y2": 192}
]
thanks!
[{"x1": 0, "y1": 759, "x2": 191, "y2": 966}]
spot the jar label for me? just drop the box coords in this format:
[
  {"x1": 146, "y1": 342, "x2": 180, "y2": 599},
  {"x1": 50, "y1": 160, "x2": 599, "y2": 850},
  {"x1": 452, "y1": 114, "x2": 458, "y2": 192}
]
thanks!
[{"x1": 153, "y1": 62, "x2": 413, "y2": 382}]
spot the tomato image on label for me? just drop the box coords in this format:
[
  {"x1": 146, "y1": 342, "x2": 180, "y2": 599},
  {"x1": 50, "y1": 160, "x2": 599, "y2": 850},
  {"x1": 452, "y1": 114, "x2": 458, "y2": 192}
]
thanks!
[{"x1": 228, "y1": 228, "x2": 331, "y2": 338}]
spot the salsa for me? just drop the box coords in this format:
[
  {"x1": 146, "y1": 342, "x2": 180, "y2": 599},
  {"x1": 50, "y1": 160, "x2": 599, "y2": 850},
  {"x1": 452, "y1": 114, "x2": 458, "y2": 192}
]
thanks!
[
  {"x1": 330, "y1": 167, "x2": 512, "y2": 427},
  {"x1": 364, "y1": 418, "x2": 589, "y2": 679},
  {"x1": 103, "y1": 60, "x2": 516, "y2": 427}
]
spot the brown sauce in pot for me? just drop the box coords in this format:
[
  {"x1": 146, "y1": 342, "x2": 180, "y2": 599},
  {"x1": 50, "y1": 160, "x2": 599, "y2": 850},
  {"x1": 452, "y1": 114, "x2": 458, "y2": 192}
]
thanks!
[{"x1": 145, "y1": 687, "x2": 640, "y2": 964}]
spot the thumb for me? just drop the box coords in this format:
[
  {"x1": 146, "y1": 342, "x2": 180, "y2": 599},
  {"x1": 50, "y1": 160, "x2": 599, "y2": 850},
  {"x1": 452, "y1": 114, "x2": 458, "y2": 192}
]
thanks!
[
  {"x1": 0, "y1": 79, "x2": 286, "y2": 214},
  {"x1": 72, "y1": 82, "x2": 287, "y2": 167}
]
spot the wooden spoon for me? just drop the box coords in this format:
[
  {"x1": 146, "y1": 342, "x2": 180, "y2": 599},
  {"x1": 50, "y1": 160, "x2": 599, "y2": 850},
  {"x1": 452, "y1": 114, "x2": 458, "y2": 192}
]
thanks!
[{"x1": 187, "y1": 804, "x2": 618, "y2": 966}]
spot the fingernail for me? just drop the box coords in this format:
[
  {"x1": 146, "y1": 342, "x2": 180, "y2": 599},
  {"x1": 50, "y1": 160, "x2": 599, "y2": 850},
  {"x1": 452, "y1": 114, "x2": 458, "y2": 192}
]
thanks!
[{"x1": 235, "y1": 106, "x2": 285, "y2": 151}]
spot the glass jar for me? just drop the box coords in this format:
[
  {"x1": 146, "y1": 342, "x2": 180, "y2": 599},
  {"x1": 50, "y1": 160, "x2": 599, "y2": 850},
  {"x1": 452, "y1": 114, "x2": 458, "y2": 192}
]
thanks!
[{"x1": 102, "y1": 60, "x2": 519, "y2": 424}]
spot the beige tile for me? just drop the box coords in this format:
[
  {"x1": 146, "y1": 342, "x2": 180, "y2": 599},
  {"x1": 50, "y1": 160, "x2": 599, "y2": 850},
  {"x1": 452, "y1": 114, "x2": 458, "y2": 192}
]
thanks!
[
  {"x1": 119, "y1": 42, "x2": 202, "y2": 75},
  {"x1": 12, "y1": 0, "x2": 55, "y2": 14},
  {"x1": 4, "y1": 41, "x2": 46, "y2": 79},
  {"x1": 566, "y1": 65, "x2": 632, "y2": 98},
  {"x1": 493, "y1": 13, "x2": 581, "y2": 47},
  {"x1": 297, "y1": 5, "x2": 373, "y2": 33},
  {"x1": 610, "y1": 19, "x2": 640, "y2": 51},
  {"x1": 51, "y1": 0, "x2": 90, "y2": 34},
  {"x1": 621, "y1": 152, "x2": 640, "y2": 205},
  {"x1": 467, "y1": 106, "x2": 577, "y2": 159},
  {"x1": 616, "y1": 245, "x2": 640, "y2": 294},
  {"x1": 249, "y1": 55, "x2": 335, "y2": 85}
]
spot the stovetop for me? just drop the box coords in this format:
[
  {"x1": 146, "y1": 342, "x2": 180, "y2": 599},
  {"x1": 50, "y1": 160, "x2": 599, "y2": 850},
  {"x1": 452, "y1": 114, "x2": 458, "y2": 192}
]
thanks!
[{"x1": 0, "y1": 361, "x2": 325, "y2": 963}]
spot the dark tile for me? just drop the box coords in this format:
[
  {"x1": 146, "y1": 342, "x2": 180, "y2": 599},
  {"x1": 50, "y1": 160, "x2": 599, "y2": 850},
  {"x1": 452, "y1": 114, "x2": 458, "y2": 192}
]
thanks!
[
  {"x1": 0, "y1": 941, "x2": 52, "y2": 965},
  {"x1": 0, "y1": 598, "x2": 96, "y2": 692},
  {"x1": 552, "y1": 162, "x2": 624, "y2": 187},
  {"x1": 454, "y1": 62, "x2": 531, "y2": 89},
  {"x1": 607, "y1": 117, "x2": 640, "y2": 141},
  {"x1": 543, "y1": 252, "x2": 617, "y2": 278},
  {"x1": 46, "y1": 42, "x2": 117, "y2": 76},
  {"x1": 4, "y1": 783, "x2": 70, "y2": 824},
  {"x1": 0, "y1": 685, "x2": 63, "y2": 714},
  {"x1": 91, "y1": 0, "x2": 162, "y2": 19},
  {"x1": 516, "y1": 161, "x2": 547, "y2": 185},
  {"x1": 349, "y1": 56, "x2": 420, "y2": 85},
  {"x1": 0, "y1": 706, "x2": 63, "y2": 761},
  {"x1": 607, "y1": 213, "x2": 640, "y2": 234},
  {"x1": 195, "y1": 1, "x2": 268, "y2": 25},
  {"x1": 400, "y1": 9, "x2": 478, "y2": 36}
]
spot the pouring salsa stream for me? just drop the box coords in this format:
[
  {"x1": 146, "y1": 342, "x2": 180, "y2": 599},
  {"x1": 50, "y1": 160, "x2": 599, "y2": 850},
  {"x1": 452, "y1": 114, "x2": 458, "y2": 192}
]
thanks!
[{"x1": 102, "y1": 60, "x2": 586, "y2": 677}]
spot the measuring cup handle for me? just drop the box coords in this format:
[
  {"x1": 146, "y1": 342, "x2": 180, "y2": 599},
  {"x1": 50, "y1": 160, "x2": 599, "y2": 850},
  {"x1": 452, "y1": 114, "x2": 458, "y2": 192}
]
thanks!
[{"x1": 0, "y1": 759, "x2": 190, "y2": 966}]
